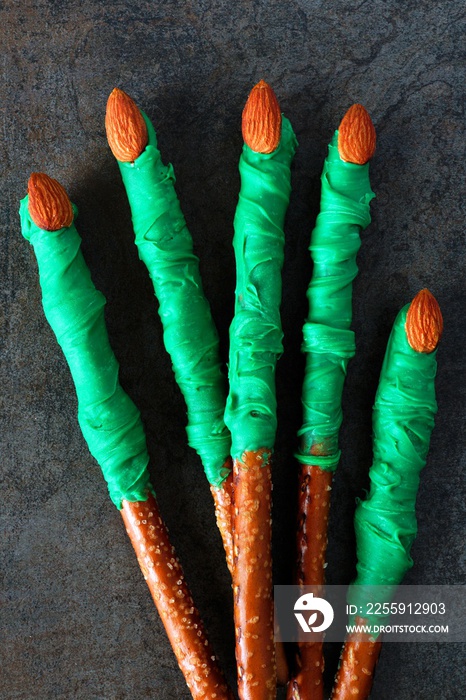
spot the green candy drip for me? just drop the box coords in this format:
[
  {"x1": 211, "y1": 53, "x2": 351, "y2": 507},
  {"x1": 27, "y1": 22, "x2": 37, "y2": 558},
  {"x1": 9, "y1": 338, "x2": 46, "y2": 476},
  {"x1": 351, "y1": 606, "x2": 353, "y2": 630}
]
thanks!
[
  {"x1": 297, "y1": 131, "x2": 375, "y2": 470},
  {"x1": 348, "y1": 305, "x2": 438, "y2": 621},
  {"x1": 225, "y1": 117, "x2": 297, "y2": 458},
  {"x1": 20, "y1": 197, "x2": 153, "y2": 509},
  {"x1": 117, "y1": 112, "x2": 230, "y2": 487}
]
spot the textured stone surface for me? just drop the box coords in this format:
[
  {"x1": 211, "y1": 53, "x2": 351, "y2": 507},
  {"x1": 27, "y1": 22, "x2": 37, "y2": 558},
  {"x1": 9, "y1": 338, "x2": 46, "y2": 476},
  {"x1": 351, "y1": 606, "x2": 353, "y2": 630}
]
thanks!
[{"x1": 1, "y1": 1, "x2": 465, "y2": 698}]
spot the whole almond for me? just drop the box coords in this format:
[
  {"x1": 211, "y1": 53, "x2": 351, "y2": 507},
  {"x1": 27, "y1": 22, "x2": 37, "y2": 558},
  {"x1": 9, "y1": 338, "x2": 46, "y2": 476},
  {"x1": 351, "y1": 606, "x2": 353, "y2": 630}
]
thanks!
[
  {"x1": 338, "y1": 104, "x2": 376, "y2": 165},
  {"x1": 242, "y1": 80, "x2": 282, "y2": 154},
  {"x1": 406, "y1": 288, "x2": 443, "y2": 353},
  {"x1": 28, "y1": 173, "x2": 73, "y2": 231},
  {"x1": 106, "y1": 88, "x2": 148, "y2": 162}
]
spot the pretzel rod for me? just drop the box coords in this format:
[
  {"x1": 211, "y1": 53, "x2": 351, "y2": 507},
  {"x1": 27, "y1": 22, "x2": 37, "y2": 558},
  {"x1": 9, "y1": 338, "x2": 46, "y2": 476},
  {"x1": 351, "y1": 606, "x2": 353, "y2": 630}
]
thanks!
[
  {"x1": 213, "y1": 466, "x2": 289, "y2": 685},
  {"x1": 211, "y1": 470, "x2": 235, "y2": 574},
  {"x1": 275, "y1": 638, "x2": 291, "y2": 687},
  {"x1": 224, "y1": 81, "x2": 297, "y2": 699},
  {"x1": 233, "y1": 449, "x2": 275, "y2": 698},
  {"x1": 106, "y1": 88, "x2": 233, "y2": 568},
  {"x1": 331, "y1": 290, "x2": 443, "y2": 699},
  {"x1": 121, "y1": 494, "x2": 234, "y2": 698},
  {"x1": 288, "y1": 105, "x2": 376, "y2": 700},
  {"x1": 331, "y1": 619, "x2": 382, "y2": 700},
  {"x1": 287, "y1": 463, "x2": 332, "y2": 700},
  {"x1": 20, "y1": 174, "x2": 233, "y2": 699}
]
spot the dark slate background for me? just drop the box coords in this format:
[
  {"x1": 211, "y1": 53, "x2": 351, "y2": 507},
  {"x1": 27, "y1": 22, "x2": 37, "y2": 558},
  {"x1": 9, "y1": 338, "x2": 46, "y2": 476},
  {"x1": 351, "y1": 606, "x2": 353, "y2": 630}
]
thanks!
[{"x1": 1, "y1": 1, "x2": 465, "y2": 698}]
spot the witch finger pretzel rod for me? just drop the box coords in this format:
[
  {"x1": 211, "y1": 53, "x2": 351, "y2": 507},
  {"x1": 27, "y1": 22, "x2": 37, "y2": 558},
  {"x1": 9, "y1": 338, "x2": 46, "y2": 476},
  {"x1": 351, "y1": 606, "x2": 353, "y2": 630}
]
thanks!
[
  {"x1": 287, "y1": 104, "x2": 376, "y2": 700},
  {"x1": 21, "y1": 173, "x2": 234, "y2": 700},
  {"x1": 224, "y1": 80, "x2": 298, "y2": 700},
  {"x1": 331, "y1": 289, "x2": 443, "y2": 699},
  {"x1": 105, "y1": 87, "x2": 235, "y2": 573}
]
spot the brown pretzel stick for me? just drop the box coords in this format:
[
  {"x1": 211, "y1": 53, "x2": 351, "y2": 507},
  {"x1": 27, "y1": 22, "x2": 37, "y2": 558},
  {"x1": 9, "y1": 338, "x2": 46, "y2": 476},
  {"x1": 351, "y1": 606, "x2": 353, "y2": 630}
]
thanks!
[
  {"x1": 233, "y1": 449, "x2": 276, "y2": 699},
  {"x1": 287, "y1": 463, "x2": 332, "y2": 700},
  {"x1": 295, "y1": 464, "x2": 333, "y2": 590},
  {"x1": 331, "y1": 619, "x2": 381, "y2": 699},
  {"x1": 213, "y1": 461, "x2": 289, "y2": 688},
  {"x1": 211, "y1": 467, "x2": 235, "y2": 575},
  {"x1": 122, "y1": 494, "x2": 234, "y2": 700},
  {"x1": 275, "y1": 639, "x2": 290, "y2": 687}
]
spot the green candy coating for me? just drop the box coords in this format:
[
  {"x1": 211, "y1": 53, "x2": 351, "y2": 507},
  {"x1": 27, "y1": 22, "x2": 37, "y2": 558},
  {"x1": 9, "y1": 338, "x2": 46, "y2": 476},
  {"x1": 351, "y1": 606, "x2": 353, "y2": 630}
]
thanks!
[
  {"x1": 348, "y1": 305, "x2": 438, "y2": 618},
  {"x1": 116, "y1": 113, "x2": 230, "y2": 487},
  {"x1": 20, "y1": 197, "x2": 153, "y2": 509},
  {"x1": 224, "y1": 117, "x2": 297, "y2": 458},
  {"x1": 297, "y1": 131, "x2": 375, "y2": 469}
]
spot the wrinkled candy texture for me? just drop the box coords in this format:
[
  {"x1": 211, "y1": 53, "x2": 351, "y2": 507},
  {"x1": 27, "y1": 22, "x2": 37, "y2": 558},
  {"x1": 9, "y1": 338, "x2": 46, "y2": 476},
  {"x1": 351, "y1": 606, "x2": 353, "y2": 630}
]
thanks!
[
  {"x1": 297, "y1": 131, "x2": 375, "y2": 471},
  {"x1": 20, "y1": 197, "x2": 153, "y2": 508},
  {"x1": 348, "y1": 305, "x2": 438, "y2": 619},
  {"x1": 117, "y1": 113, "x2": 230, "y2": 487},
  {"x1": 224, "y1": 117, "x2": 297, "y2": 458}
]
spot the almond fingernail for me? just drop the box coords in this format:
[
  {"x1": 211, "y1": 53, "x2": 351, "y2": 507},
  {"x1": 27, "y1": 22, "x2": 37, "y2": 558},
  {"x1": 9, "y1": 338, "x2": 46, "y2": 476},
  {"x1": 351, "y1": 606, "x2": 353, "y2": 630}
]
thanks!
[
  {"x1": 106, "y1": 87, "x2": 148, "y2": 162},
  {"x1": 28, "y1": 173, "x2": 73, "y2": 231},
  {"x1": 338, "y1": 104, "x2": 376, "y2": 165},
  {"x1": 406, "y1": 288, "x2": 443, "y2": 353},
  {"x1": 242, "y1": 80, "x2": 282, "y2": 154}
]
